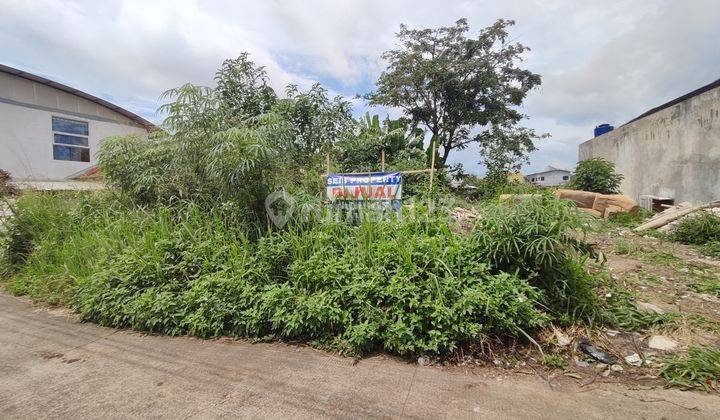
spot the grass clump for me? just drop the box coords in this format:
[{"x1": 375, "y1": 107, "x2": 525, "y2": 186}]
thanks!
[
  {"x1": 671, "y1": 211, "x2": 720, "y2": 245},
  {"x1": 600, "y1": 281, "x2": 680, "y2": 331},
  {"x1": 660, "y1": 346, "x2": 720, "y2": 391},
  {"x1": 701, "y1": 241, "x2": 720, "y2": 259},
  {"x1": 606, "y1": 209, "x2": 652, "y2": 229}
]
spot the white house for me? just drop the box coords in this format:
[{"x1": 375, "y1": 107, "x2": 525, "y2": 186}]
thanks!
[
  {"x1": 0, "y1": 64, "x2": 154, "y2": 181},
  {"x1": 525, "y1": 165, "x2": 572, "y2": 187}
]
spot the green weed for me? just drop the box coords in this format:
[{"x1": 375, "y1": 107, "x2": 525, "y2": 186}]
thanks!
[
  {"x1": 660, "y1": 346, "x2": 720, "y2": 391},
  {"x1": 672, "y1": 211, "x2": 720, "y2": 246},
  {"x1": 541, "y1": 353, "x2": 566, "y2": 370}
]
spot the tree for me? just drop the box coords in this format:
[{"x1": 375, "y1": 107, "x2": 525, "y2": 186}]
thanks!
[
  {"x1": 271, "y1": 83, "x2": 354, "y2": 161},
  {"x1": 569, "y1": 158, "x2": 624, "y2": 194},
  {"x1": 368, "y1": 18, "x2": 542, "y2": 169},
  {"x1": 215, "y1": 53, "x2": 278, "y2": 122}
]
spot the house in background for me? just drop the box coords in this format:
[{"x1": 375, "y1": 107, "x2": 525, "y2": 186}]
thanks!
[
  {"x1": 525, "y1": 165, "x2": 572, "y2": 187},
  {"x1": 0, "y1": 64, "x2": 154, "y2": 181},
  {"x1": 579, "y1": 78, "x2": 720, "y2": 204}
]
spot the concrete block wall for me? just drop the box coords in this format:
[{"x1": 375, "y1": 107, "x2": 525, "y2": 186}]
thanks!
[{"x1": 578, "y1": 86, "x2": 720, "y2": 204}]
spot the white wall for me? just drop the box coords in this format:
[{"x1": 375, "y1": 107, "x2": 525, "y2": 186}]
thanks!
[
  {"x1": 0, "y1": 102, "x2": 146, "y2": 180},
  {"x1": 526, "y1": 170, "x2": 571, "y2": 187}
]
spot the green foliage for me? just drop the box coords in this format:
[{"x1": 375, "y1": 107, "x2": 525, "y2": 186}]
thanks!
[
  {"x1": 660, "y1": 346, "x2": 720, "y2": 391},
  {"x1": 2, "y1": 192, "x2": 607, "y2": 359},
  {"x1": 272, "y1": 84, "x2": 354, "y2": 162},
  {"x1": 541, "y1": 353, "x2": 566, "y2": 370},
  {"x1": 601, "y1": 281, "x2": 680, "y2": 331},
  {"x1": 569, "y1": 158, "x2": 623, "y2": 194},
  {"x1": 702, "y1": 241, "x2": 720, "y2": 259},
  {"x1": 368, "y1": 18, "x2": 542, "y2": 169},
  {"x1": 671, "y1": 211, "x2": 720, "y2": 245},
  {"x1": 606, "y1": 209, "x2": 652, "y2": 228},
  {"x1": 336, "y1": 113, "x2": 425, "y2": 173},
  {"x1": 471, "y1": 196, "x2": 600, "y2": 323}
]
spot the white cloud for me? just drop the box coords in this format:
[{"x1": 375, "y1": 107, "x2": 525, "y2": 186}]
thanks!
[{"x1": 2, "y1": 0, "x2": 718, "y2": 174}]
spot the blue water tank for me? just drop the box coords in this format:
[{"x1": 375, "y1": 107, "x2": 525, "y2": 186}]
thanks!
[{"x1": 594, "y1": 124, "x2": 614, "y2": 137}]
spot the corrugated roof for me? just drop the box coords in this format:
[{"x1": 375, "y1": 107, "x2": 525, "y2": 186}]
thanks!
[
  {"x1": 0, "y1": 63, "x2": 156, "y2": 131},
  {"x1": 624, "y1": 77, "x2": 720, "y2": 126}
]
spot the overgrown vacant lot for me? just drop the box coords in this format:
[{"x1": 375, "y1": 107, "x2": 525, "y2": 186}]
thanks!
[{"x1": 2, "y1": 191, "x2": 719, "y2": 392}]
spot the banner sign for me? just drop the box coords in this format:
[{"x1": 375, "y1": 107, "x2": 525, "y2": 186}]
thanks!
[{"x1": 326, "y1": 172, "x2": 402, "y2": 202}]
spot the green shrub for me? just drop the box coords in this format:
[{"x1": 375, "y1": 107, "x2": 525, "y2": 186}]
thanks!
[
  {"x1": 3, "y1": 193, "x2": 604, "y2": 359},
  {"x1": 672, "y1": 211, "x2": 720, "y2": 245},
  {"x1": 660, "y1": 346, "x2": 720, "y2": 391},
  {"x1": 568, "y1": 158, "x2": 623, "y2": 194},
  {"x1": 472, "y1": 196, "x2": 600, "y2": 323},
  {"x1": 70, "y1": 208, "x2": 549, "y2": 357}
]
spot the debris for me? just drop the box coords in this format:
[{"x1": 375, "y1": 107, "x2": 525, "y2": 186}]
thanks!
[
  {"x1": 624, "y1": 353, "x2": 643, "y2": 367},
  {"x1": 648, "y1": 335, "x2": 678, "y2": 351},
  {"x1": 635, "y1": 200, "x2": 720, "y2": 232},
  {"x1": 636, "y1": 301, "x2": 665, "y2": 314},
  {"x1": 574, "y1": 358, "x2": 590, "y2": 368},
  {"x1": 578, "y1": 337, "x2": 617, "y2": 364},
  {"x1": 417, "y1": 357, "x2": 429, "y2": 366},
  {"x1": 564, "y1": 372, "x2": 583, "y2": 379},
  {"x1": 610, "y1": 364, "x2": 624, "y2": 372},
  {"x1": 601, "y1": 369, "x2": 611, "y2": 377},
  {"x1": 553, "y1": 327, "x2": 571, "y2": 347},
  {"x1": 605, "y1": 329, "x2": 620, "y2": 337}
]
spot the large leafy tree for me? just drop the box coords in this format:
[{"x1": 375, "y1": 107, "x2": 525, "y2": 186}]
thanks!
[{"x1": 369, "y1": 18, "x2": 542, "y2": 169}]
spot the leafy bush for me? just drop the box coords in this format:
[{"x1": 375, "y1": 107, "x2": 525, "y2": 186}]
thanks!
[
  {"x1": 671, "y1": 211, "x2": 720, "y2": 245},
  {"x1": 660, "y1": 346, "x2": 720, "y2": 391},
  {"x1": 569, "y1": 158, "x2": 623, "y2": 194},
  {"x1": 472, "y1": 196, "x2": 600, "y2": 323}
]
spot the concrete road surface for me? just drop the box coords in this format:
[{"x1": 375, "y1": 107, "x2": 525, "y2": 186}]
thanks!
[{"x1": 1, "y1": 292, "x2": 718, "y2": 419}]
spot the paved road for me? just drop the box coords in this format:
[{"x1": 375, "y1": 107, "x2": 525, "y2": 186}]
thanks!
[{"x1": 1, "y1": 292, "x2": 718, "y2": 419}]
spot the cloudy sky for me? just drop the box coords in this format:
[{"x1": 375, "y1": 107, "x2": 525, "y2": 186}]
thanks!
[{"x1": 2, "y1": 0, "x2": 719, "y2": 174}]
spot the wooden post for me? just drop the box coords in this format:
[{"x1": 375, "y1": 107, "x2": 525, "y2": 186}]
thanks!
[
  {"x1": 381, "y1": 149, "x2": 386, "y2": 172},
  {"x1": 428, "y1": 139, "x2": 436, "y2": 211},
  {"x1": 325, "y1": 154, "x2": 330, "y2": 175}
]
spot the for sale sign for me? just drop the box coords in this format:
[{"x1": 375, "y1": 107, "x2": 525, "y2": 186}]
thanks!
[{"x1": 326, "y1": 172, "x2": 402, "y2": 202}]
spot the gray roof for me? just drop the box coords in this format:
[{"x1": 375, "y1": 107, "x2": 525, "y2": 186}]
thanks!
[
  {"x1": 524, "y1": 166, "x2": 571, "y2": 177},
  {"x1": 0, "y1": 63, "x2": 156, "y2": 131}
]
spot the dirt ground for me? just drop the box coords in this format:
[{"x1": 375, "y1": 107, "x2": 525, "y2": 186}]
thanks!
[
  {"x1": 562, "y1": 224, "x2": 720, "y2": 386},
  {"x1": 2, "y1": 292, "x2": 719, "y2": 419}
]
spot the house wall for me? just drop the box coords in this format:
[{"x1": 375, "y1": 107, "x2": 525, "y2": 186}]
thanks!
[
  {"x1": 578, "y1": 86, "x2": 720, "y2": 203},
  {"x1": 0, "y1": 71, "x2": 147, "y2": 180},
  {"x1": 526, "y1": 170, "x2": 571, "y2": 187}
]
